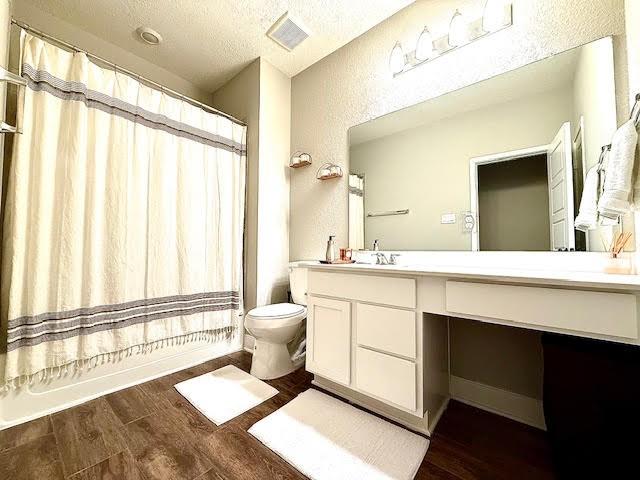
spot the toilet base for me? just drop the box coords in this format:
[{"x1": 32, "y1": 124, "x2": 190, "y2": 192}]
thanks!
[{"x1": 250, "y1": 339, "x2": 295, "y2": 380}]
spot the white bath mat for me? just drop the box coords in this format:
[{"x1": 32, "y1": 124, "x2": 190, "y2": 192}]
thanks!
[
  {"x1": 174, "y1": 364, "x2": 278, "y2": 425},
  {"x1": 248, "y1": 389, "x2": 429, "y2": 480}
]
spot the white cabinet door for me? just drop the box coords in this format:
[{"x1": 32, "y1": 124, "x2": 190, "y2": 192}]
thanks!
[{"x1": 306, "y1": 296, "x2": 351, "y2": 386}]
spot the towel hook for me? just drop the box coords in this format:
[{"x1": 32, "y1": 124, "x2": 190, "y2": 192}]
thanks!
[
  {"x1": 630, "y1": 93, "x2": 640, "y2": 124},
  {"x1": 596, "y1": 144, "x2": 611, "y2": 172}
]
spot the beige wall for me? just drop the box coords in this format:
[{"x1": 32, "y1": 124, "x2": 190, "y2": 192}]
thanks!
[
  {"x1": 350, "y1": 87, "x2": 572, "y2": 251},
  {"x1": 626, "y1": 0, "x2": 640, "y2": 100},
  {"x1": 213, "y1": 59, "x2": 291, "y2": 313},
  {"x1": 291, "y1": 0, "x2": 627, "y2": 401},
  {"x1": 212, "y1": 60, "x2": 261, "y2": 311},
  {"x1": 572, "y1": 37, "x2": 618, "y2": 250},
  {"x1": 256, "y1": 61, "x2": 291, "y2": 306},
  {"x1": 625, "y1": 0, "x2": 640, "y2": 252},
  {"x1": 572, "y1": 37, "x2": 618, "y2": 172},
  {"x1": 450, "y1": 318, "x2": 544, "y2": 399}
]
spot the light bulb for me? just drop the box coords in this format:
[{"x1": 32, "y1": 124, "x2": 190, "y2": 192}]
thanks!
[
  {"x1": 389, "y1": 42, "x2": 405, "y2": 75},
  {"x1": 483, "y1": 0, "x2": 507, "y2": 32},
  {"x1": 415, "y1": 27, "x2": 434, "y2": 62},
  {"x1": 448, "y1": 9, "x2": 468, "y2": 48}
]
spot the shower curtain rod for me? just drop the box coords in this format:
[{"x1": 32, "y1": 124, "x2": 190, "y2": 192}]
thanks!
[{"x1": 10, "y1": 19, "x2": 247, "y2": 127}]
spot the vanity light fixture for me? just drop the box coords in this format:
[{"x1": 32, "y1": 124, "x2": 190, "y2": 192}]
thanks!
[
  {"x1": 483, "y1": 0, "x2": 509, "y2": 32},
  {"x1": 448, "y1": 9, "x2": 468, "y2": 48},
  {"x1": 389, "y1": 2, "x2": 513, "y2": 77},
  {"x1": 415, "y1": 27, "x2": 434, "y2": 62},
  {"x1": 389, "y1": 42, "x2": 406, "y2": 75}
]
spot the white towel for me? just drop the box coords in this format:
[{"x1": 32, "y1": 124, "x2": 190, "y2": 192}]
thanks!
[
  {"x1": 598, "y1": 120, "x2": 638, "y2": 219},
  {"x1": 634, "y1": 142, "x2": 640, "y2": 209},
  {"x1": 575, "y1": 165, "x2": 600, "y2": 232}
]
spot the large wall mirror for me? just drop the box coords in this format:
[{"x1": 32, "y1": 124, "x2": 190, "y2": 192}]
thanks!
[{"x1": 348, "y1": 37, "x2": 618, "y2": 252}]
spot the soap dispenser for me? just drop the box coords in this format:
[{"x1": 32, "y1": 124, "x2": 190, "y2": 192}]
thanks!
[{"x1": 325, "y1": 235, "x2": 336, "y2": 263}]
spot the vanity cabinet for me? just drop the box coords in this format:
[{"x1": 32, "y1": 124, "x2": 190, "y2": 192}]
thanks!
[
  {"x1": 305, "y1": 264, "x2": 640, "y2": 436},
  {"x1": 306, "y1": 270, "x2": 449, "y2": 435}
]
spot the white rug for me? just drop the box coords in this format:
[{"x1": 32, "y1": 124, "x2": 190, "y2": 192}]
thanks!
[
  {"x1": 174, "y1": 364, "x2": 278, "y2": 425},
  {"x1": 248, "y1": 389, "x2": 429, "y2": 480}
]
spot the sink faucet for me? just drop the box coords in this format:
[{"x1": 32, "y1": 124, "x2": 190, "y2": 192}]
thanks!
[
  {"x1": 375, "y1": 252, "x2": 389, "y2": 265},
  {"x1": 374, "y1": 252, "x2": 401, "y2": 265}
]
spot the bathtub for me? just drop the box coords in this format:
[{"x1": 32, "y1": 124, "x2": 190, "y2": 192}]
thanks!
[{"x1": 0, "y1": 331, "x2": 243, "y2": 430}]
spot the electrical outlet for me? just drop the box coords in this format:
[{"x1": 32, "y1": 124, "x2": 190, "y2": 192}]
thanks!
[{"x1": 461, "y1": 212, "x2": 475, "y2": 232}]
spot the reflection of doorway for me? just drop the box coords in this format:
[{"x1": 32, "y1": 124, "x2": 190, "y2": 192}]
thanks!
[
  {"x1": 470, "y1": 123, "x2": 575, "y2": 251},
  {"x1": 477, "y1": 152, "x2": 549, "y2": 251},
  {"x1": 479, "y1": 155, "x2": 551, "y2": 251}
]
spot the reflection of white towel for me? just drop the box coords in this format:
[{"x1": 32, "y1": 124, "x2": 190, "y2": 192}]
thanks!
[
  {"x1": 634, "y1": 142, "x2": 640, "y2": 209},
  {"x1": 575, "y1": 166, "x2": 600, "y2": 232},
  {"x1": 598, "y1": 120, "x2": 638, "y2": 219}
]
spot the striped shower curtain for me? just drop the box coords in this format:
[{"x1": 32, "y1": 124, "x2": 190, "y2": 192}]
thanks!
[{"x1": 0, "y1": 33, "x2": 246, "y2": 388}]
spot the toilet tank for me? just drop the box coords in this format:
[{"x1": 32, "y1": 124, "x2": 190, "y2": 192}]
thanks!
[{"x1": 289, "y1": 261, "x2": 316, "y2": 305}]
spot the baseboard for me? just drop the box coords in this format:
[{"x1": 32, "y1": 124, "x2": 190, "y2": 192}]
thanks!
[
  {"x1": 449, "y1": 375, "x2": 546, "y2": 430},
  {"x1": 428, "y1": 396, "x2": 450, "y2": 435}
]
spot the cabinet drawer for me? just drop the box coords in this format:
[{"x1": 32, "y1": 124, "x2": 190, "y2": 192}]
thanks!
[
  {"x1": 308, "y1": 271, "x2": 416, "y2": 308},
  {"x1": 446, "y1": 281, "x2": 638, "y2": 339},
  {"x1": 355, "y1": 347, "x2": 417, "y2": 411},
  {"x1": 356, "y1": 303, "x2": 416, "y2": 358}
]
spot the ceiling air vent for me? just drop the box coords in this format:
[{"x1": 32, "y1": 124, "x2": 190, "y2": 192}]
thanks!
[{"x1": 267, "y1": 12, "x2": 310, "y2": 51}]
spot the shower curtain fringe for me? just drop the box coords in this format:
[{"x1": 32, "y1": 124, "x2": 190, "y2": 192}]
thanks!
[{"x1": 1, "y1": 326, "x2": 237, "y2": 392}]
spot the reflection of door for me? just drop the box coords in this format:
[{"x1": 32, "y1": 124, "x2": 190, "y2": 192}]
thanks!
[
  {"x1": 572, "y1": 117, "x2": 588, "y2": 251},
  {"x1": 547, "y1": 122, "x2": 575, "y2": 251}
]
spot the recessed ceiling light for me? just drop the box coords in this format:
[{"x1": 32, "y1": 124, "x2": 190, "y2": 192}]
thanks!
[{"x1": 136, "y1": 27, "x2": 163, "y2": 45}]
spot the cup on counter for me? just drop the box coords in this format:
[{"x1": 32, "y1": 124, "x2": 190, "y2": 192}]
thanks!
[{"x1": 339, "y1": 248, "x2": 352, "y2": 261}]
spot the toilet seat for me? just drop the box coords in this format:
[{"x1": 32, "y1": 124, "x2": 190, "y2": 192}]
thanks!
[{"x1": 245, "y1": 303, "x2": 306, "y2": 328}]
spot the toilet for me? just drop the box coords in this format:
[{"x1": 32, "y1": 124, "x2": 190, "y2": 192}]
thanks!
[{"x1": 245, "y1": 263, "x2": 309, "y2": 379}]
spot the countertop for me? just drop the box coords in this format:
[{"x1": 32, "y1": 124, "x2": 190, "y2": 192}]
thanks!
[{"x1": 306, "y1": 262, "x2": 640, "y2": 291}]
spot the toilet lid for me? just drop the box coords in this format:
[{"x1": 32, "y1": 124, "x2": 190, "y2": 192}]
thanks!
[{"x1": 247, "y1": 303, "x2": 305, "y2": 319}]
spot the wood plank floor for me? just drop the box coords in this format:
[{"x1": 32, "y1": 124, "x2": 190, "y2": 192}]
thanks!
[{"x1": 0, "y1": 351, "x2": 556, "y2": 479}]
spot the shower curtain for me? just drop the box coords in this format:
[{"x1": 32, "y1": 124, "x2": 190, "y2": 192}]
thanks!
[
  {"x1": 348, "y1": 174, "x2": 365, "y2": 250},
  {"x1": 0, "y1": 33, "x2": 246, "y2": 388}
]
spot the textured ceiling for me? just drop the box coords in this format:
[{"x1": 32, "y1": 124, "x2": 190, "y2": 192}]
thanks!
[{"x1": 15, "y1": 0, "x2": 414, "y2": 92}]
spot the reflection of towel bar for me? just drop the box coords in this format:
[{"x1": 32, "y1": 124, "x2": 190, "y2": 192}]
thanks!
[{"x1": 367, "y1": 209, "x2": 409, "y2": 217}]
